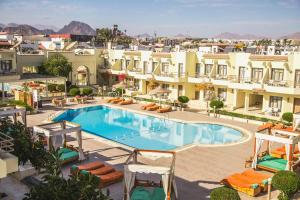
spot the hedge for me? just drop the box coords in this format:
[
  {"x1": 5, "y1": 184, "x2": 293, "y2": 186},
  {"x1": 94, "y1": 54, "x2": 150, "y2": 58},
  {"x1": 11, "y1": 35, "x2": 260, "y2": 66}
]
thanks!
[
  {"x1": 210, "y1": 187, "x2": 240, "y2": 200},
  {"x1": 272, "y1": 171, "x2": 300, "y2": 200}
]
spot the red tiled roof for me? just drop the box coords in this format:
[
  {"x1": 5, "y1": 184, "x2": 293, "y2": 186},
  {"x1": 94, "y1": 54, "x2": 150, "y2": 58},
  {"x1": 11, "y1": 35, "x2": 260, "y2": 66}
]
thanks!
[
  {"x1": 0, "y1": 32, "x2": 8, "y2": 35},
  {"x1": 49, "y1": 34, "x2": 71, "y2": 39}
]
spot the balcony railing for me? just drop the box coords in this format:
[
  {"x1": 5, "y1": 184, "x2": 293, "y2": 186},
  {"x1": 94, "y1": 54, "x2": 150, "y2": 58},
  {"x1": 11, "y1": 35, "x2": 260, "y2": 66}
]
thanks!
[
  {"x1": 0, "y1": 69, "x2": 17, "y2": 76},
  {"x1": 265, "y1": 80, "x2": 295, "y2": 88},
  {"x1": 188, "y1": 73, "x2": 209, "y2": 78},
  {"x1": 158, "y1": 72, "x2": 186, "y2": 78},
  {"x1": 0, "y1": 132, "x2": 14, "y2": 153}
]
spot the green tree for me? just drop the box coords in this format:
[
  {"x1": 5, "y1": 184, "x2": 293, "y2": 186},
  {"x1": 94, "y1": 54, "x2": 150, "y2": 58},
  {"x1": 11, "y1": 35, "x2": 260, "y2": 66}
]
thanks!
[
  {"x1": 42, "y1": 53, "x2": 72, "y2": 78},
  {"x1": 95, "y1": 28, "x2": 114, "y2": 45}
]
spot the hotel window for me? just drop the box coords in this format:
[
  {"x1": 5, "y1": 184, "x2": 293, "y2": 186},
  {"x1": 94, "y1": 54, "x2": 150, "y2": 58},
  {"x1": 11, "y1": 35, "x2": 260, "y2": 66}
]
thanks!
[
  {"x1": 144, "y1": 61, "x2": 150, "y2": 73},
  {"x1": 217, "y1": 88, "x2": 227, "y2": 101},
  {"x1": 120, "y1": 59, "x2": 125, "y2": 70},
  {"x1": 161, "y1": 62, "x2": 169, "y2": 74},
  {"x1": 125, "y1": 59, "x2": 131, "y2": 67},
  {"x1": 252, "y1": 68, "x2": 263, "y2": 83},
  {"x1": 152, "y1": 62, "x2": 158, "y2": 70},
  {"x1": 195, "y1": 91, "x2": 200, "y2": 100},
  {"x1": 239, "y1": 66, "x2": 246, "y2": 81},
  {"x1": 204, "y1": 64, "x2": 212, "y2": 75},
  {"x1": 270, "y1": 96, "x2": 282, "y2": 111},
  {"x1": 133, "y1": 60, "x2": 139, "y2": 68},
  {"x1": 178, "y1": 85, "x2": 183, "y2": 97},
  {"x1": 195, "y1": 63, "x2": 201, "y2": 76},
  {"x1": 178, "y1": 63, "x2": 185, "y2": 77},
  {"x1": 0, "y1": 60, "x2": 12, "y2": 72},
  {"x1": 295, "y1": 70, "x2": 300, "y2": 88},
  {"x1": 217, "y1": 65, "x2": 227, "y2": 76},
  {"x1": 271, "y1": 69, "x2": 284, "y2": 81},
  {"x1": 162, "y1": 84, "x2": 169, "y2": 90}
]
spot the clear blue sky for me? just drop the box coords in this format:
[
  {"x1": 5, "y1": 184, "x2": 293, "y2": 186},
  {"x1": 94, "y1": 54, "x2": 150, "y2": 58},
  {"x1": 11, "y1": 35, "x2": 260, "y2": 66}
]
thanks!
[{"x1": 0, "y1": 0, "x2": 299, "y2": 37}]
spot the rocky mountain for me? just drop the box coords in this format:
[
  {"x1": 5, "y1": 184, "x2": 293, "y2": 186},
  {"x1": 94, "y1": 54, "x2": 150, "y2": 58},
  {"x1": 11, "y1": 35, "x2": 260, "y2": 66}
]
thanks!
[
  {"x1": 280, "y1": 32, "x2": 300, "y2": 40},
  {"x1": 0, "y1": 23, "x2": 5, "y2": 29},
  {"x1": 57, "y1": 21, "x2": 96, "y2": 35},
  {"x1": 214, "y1": 32, "x2": 265, "y2": 40},
  {"x1": 174, "y1": 33, "x2": 191, "y2": 38},
  {"x1": 135, "y1": 33, "x2": 152, "y2": 38},
  {"x1": 34, "y1": 24, "x2": 59, "y2": 32},
  {"x1": 2, "y1": 24, "x2": 42, "y2": 35},
  {"x1": 6, "y1": 23, "x2": 19, "y2": 27}
]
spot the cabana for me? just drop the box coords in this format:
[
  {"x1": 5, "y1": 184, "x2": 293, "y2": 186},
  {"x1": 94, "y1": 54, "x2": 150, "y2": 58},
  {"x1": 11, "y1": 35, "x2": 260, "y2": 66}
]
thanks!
[
  {"x1": 33, "y1": 121, "x2": 85, "y2": 164},
  {"x1": 124, "y1": 149, "x2": 178, "y2": 200},
  {"x1": 0, "y1": 106, "x2": 27, "y2": 126},
  {"x1": 251, "y1": 125, "x2": 300, "y2": 172}
]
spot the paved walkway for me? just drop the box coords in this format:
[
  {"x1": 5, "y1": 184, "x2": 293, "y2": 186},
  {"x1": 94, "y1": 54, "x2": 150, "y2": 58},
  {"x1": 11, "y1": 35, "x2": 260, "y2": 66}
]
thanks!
[{"x1": 1, "y1": 97, "x2": 293, "y2": 199}]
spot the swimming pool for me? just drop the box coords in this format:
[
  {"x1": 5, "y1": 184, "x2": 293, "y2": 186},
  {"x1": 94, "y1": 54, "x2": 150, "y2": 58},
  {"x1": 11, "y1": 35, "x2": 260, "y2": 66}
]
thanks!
[{"x1": 54, "y1": 106, "x2": 244, "y2": 150}]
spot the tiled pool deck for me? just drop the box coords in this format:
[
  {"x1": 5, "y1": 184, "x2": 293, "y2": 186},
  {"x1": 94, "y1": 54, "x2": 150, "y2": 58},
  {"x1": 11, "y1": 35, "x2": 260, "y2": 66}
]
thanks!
[{"x1": 2, "y1": 97, "x2": 295, "y2": 199}]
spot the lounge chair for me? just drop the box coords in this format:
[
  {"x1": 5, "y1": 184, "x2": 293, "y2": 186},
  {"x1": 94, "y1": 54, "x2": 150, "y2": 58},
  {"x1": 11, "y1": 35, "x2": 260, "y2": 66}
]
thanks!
[
  {"x1": 141, "y1": 103, "x2": 156, "y2": 110},
  {"x1": 157, "y1": 106, "x2": 172, "y2": 113},
  {"x1": 119, "y1": 99, "x2": 133, "y2": 105},
  {"x1": 111, "y1": 98, "x2": 124, "y2": 104},
  {"x1": 106, "y1": 97, "x2": 120, "y2": 103},
  {"x1": 146, "y1": 105, "x2": 160, "y2": 111},
  {"x1": 271, "y1": 145, "x2": 299, "y2": 159},
  {"x1": 59, "y1": 147, "x2": 79, "y2": 165},
  {"x1": 221, "y1": 169, "x2": 271, "y2": 197},
  {"x1": 71, "y1": 161, "x2": 124, "y2": 188},
  {"x1": 256, "y1": 155, "x2": 287, "y2": 172}
]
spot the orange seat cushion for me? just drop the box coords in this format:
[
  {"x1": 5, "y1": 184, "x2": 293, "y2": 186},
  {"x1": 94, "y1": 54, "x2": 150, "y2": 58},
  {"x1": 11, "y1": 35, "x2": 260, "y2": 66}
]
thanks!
[
  {"x1": 90, "y1": 166, "x2": 115, "y2": 175},
  {"x1": 99, "y1": 171, "x2": 123, "y2": 184},
  {"x1": 77, "y1": 161, "x2": 104, "y2": 171}
]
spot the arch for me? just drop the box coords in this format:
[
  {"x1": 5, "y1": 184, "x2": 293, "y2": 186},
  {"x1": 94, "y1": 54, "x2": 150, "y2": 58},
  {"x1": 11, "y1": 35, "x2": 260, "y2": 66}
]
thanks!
[{"x1": 76, "y1": 66, "x2": 89, "y2": 86}]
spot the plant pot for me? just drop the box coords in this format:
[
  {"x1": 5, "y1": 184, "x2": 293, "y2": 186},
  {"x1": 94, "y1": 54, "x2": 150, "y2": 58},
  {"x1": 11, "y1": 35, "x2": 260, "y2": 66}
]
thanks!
[{"x1": 181, "y1": 107, "x2": 184, "y2": 111}]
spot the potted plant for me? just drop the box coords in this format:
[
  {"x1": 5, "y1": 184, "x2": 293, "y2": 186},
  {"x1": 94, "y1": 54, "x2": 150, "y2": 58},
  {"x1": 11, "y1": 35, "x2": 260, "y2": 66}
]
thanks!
[
  {"x1": 209, "y1": 99, "x2": 224, "y2": 117},
  {"x1": 281, "y1": 112, "x2": 293, "y2": 126},
  {"x1": 177, "y1": 96, "x2": 189, "y2": 111}
]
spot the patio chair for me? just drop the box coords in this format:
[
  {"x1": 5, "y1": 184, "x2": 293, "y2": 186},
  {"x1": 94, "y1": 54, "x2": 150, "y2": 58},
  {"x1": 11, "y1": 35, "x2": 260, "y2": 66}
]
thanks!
[
  {"x1": 119, "y1": 99, "x2": 133, "y2": 105},
  {"x1": 141, "y1": 103, "x2": 156, "y2": 110},
  {"x1": 146, "y1": 105, "x2": 160, "y2": 111},
  {"x1": 111, "y1": 98, "x2": 124, "y2": 104},
  {"x1": 106, "y1": 97, "x2": 120, "y2": 103},
  {"x1": 157, "y1": 106, "x2": 172, "y2": 113}
]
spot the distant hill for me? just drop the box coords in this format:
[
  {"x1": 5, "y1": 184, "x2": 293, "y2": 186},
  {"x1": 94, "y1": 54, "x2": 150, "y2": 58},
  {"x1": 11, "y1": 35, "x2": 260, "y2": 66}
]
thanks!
[
  {"x1": 6, "y1": 23, "x2": 19, "y2": 27},
  {"x1": 135, "y1": 33, "x2": 152, "y2": 38},
  {"x1": 214, "y1": 32, "x2": 265, "y2": 40},
  {"x1": 34, "y1": 24, "x2": 59, "y2": 32},
  {"x1": 174, "y1": 33, "x2": 191, "y2": 38},
  {"x1": 280, "y1": 32, "x2": 300, "y2": 39},
  {"x1": 57, "y1": 21, "x2": 96, "y2": 35},
  {"x1": 2, "y1": 24, "x2": 42, "y2": 35}
]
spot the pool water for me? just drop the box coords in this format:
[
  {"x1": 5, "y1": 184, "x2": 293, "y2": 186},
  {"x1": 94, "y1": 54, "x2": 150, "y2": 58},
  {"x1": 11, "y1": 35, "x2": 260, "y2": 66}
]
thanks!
[{"x1": 54, "y1": 106, "x2": 244, "y2": 150}]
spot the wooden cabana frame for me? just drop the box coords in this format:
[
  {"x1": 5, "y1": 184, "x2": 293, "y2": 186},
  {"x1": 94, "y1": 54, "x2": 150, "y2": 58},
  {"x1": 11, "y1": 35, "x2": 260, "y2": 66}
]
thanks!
[
  {"x1": 251, "y1": 126, "x2": 300, "y2": 172},
  {"x1": 33, "y1": 120, "x2": 85, "y2": 161},
  {"x1": 124, "y1": 149, "x2": 178, "y2": 200},
  {"x1": 0, "y1": 106, "x2": 27, "y2": 126}
]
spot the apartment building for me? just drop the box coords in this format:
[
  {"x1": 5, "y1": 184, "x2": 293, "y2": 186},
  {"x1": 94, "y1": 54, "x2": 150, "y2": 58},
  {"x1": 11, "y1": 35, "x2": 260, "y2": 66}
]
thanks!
[
  {"x1": 107, "y1": 49, "x2": 300, "y2": 116},
  {"x1": 0, "y1": 49, "x2": 20, "y2": 83}
]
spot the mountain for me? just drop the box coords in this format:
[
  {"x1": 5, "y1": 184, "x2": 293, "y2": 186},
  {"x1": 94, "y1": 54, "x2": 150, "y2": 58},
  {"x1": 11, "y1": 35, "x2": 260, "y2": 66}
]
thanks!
[
  {"x1": 214, "y1": 32, "x2": 265, "y2": 40},
  {"x1": 34, "y1": 24, "x2": 59, "y2": 32},
  {"x1": 135, "y1": 33, "x2": 151, "y2": 38},
  {"x1": 0, "y1": 23, "x2": 5, "y2": 29},
  {"x1": 58, "y1": 21, "x2": 96, "y2": 35},
  {"x1": 6, "y1": 23, "x2": 19, "y2": 27},
  {"x1": 280, "y1": 32, "x2": 300, "y2": 40},
  {"x1": 41, "y1": 29, "x2": 56, "y2": 35},
  {"x1": 2, "y1": 24, "x2": 42, "y2": 35},
  {"x1": 174, "y1": 33, "x2": 191, "y2": 38}
]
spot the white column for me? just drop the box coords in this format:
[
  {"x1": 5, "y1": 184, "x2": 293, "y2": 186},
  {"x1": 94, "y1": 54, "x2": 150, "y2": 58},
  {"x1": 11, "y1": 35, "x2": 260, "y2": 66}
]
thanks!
[{"x1": 244, "y1": 92, "x2": 250, "y2": 112}]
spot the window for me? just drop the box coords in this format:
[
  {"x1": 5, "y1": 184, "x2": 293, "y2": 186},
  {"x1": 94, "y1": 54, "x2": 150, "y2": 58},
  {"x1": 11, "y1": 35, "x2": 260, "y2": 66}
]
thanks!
[
  {"x1": 271, "y1": 69, "x2": 284, "y2": 81},
  {"x1": 152, "y1": 62, "x2": 158, "y2": 69},
  {"x1": 178, "y1": 85, "x2": 183, "y2": 97},
  {"x1": 217, "y1": 65, "x2": 227, "y2": 76},
  {"x1": 252, "y1": 68, "x2": 263, "y2": 83},
  {"x1": 204, "y1": 64, "x2": 212, "y2": 75},
  {"x1": 270, "y1": 96, "x2": 282, "y2": 111},
  {"x1": 144, "y1": 61, "x2": 151, "y2": 74},
  {"x1": 161, "y1": 62, "x2": 169, "y2": 73},
  {"x1": 178, "y1": 63, "x2": 185, "y2": 77},
  {"x1": 218, "y1": 88, "x2": 227, "y2": 101},
  {"x1": 126, "y1": 60, "x2": 131, "y2": 67},
  {"x1": 195, "y1": 63, "x2": 201, "y2": 76},
  {"x1": 120, "y1": 59, "x2": 125, "y2": 70},
  {"x1": 0, "y1": 60, "x2": 12, "y2": 72},
  {"x1": 295, "y1": 70, "x2": 300, "y2": 88},
  {"x1": 162, "y1": 84, "x2": 169, "y2": 89},
  {"x1": 239, "y1": 66, "x2": 246, "y2": 81},
  {"x1": 134, "y1": 60, "x2": 139, "y2": 68},
  {"x1": 195, "y1": 91, "x2": 200, "y2": 100}
]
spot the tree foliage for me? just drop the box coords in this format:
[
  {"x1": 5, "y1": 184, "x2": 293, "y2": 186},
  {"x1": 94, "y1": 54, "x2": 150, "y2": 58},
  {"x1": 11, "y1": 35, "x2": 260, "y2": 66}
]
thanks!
[
  {"x1": 95, "y1": 28, "x2": 132, "y2": 46},
  {"x1": 272, "y1": 171, "x2": 300, "y2": 200},
  {"x1": 210, "y1": 187, "x2": 240, "y2": 200},
  {"x1": 41, "y1": 53, "x2": 72, "y2": 78}
]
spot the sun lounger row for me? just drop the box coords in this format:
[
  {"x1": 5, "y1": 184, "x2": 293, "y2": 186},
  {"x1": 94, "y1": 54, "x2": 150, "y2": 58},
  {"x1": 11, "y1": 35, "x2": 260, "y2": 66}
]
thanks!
[
  {"x1": 141, "y1": 103, "x2": 172, "y2": 113},
  {"x1": 221, "y1": 169, "x2": 271, "y2": 197},
  {"x1": 71, "y1": 161, "x2": 123, "y2": 188},
  {"x1": 106, "y1": 97, "x2": 134, "y2": 105}
]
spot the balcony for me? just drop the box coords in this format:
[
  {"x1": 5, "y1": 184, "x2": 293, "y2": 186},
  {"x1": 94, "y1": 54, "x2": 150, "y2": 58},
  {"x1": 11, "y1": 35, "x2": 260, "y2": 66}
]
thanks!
[
  {"x1": 211, "y1": 74, "x2": 230, "y2": 86},
  {"x1": 154, "y1": 72, "x2": 186, "y2": 83},
  {"x1": 188, "y1": 73, "x2": 211, "y2": 84},
  {"x1": 263, "y1": 80, "x2": 300, "y2": 94},
  {"x1": 228, "y1": 76, "x2": 264, "y2": 90}
]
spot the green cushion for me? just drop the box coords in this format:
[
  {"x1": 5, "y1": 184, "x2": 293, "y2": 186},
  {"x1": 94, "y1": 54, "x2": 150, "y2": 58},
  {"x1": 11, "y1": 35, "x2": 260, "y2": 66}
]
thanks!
[
  {"x1": 151, "y1": 187, "x2": 166, "y2": 200},
  {"x1": 58, "y1": 148, "x2": 72, "y2": 155},
  {"x1": 60, "y1": 151, "x2": 79, "y2": 161},
  {"x1": 258, "y1": 155, "x2": 287, "y2": 171},
  {"x1": 131, "y1": 187, "x2": 152, "y2": 200}
]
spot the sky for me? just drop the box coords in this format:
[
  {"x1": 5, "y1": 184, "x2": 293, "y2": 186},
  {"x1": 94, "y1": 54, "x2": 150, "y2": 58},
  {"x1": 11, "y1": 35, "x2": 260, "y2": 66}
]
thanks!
[{"x1": 0, "y1": 0, "x2": 300, "y2": 38}]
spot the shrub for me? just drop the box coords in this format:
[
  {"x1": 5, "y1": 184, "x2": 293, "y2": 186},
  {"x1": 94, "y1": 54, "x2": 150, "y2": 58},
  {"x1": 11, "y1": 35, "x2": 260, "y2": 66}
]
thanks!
[
  {"x1": 7, "y1": 100, "x2": 33, "y2": 112},
  {"x1": 67, "y1": 85, "x2": 78, "y2": 92},
  {"x1": 81, "y1": 87, "x2": 93, "y2": 96},
  {"x1": 69, "y1": 88, "x2": 80, "y2": 96},
  {"x1": 210, "y1": 187, "x2": 240, "y2": 200},
  {"x1": 272, "y1": 171, "x2": 300, "y2": 199},
  {"x1": 47, "y1": 84, "x2": 57, "y2": 92},
  {"x1": 282, "y1": 112, "x2": 293, "y2": 123},
  {"x1": 57, "y1": 84, "x2": 65, "y2": 92},
  {"x1": 178, "y1": 96, "x2": 190, "y2": 104},
  {"x1": 210, "y1": 99, "x2": 224, "y2": 110},
  {"x1": 115, "y1": 88, "x2": 125, "y2": 96}
]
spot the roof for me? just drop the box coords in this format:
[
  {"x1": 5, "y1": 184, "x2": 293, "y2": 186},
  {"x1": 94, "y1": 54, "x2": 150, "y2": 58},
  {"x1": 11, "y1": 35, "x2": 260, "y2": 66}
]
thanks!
[
  {"x1": 203, "y1": 53, "x2": 230, "y2": 59},
  {"x1": 249, "y1": 55, "x2": 288, "y2": 62},
  {"x1": 0, "y1": 32, "x2": 8, "y2": 35},
  {"x1": 49, "y1": 34, "x2": 71, "y2": 39}
]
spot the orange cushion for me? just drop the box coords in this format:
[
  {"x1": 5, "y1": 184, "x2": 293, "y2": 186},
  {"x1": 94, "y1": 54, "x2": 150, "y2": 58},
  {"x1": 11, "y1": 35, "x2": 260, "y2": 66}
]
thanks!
[
  {"x1": 90, "y1": 166, "x2": 115, "y2": 175},
  {"x1": 77, "y1": 161, "x2": 104, "y2": 171},
  {"x1": 99, "y1": 171, "x2": 123, "y2": 183}
]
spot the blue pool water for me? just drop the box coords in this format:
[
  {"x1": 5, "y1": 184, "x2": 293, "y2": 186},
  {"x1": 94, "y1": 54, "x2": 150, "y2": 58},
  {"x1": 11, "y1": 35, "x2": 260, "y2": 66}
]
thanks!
[{"x1": 54, "y1": 106, "x2": 244, "y2": 150}]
